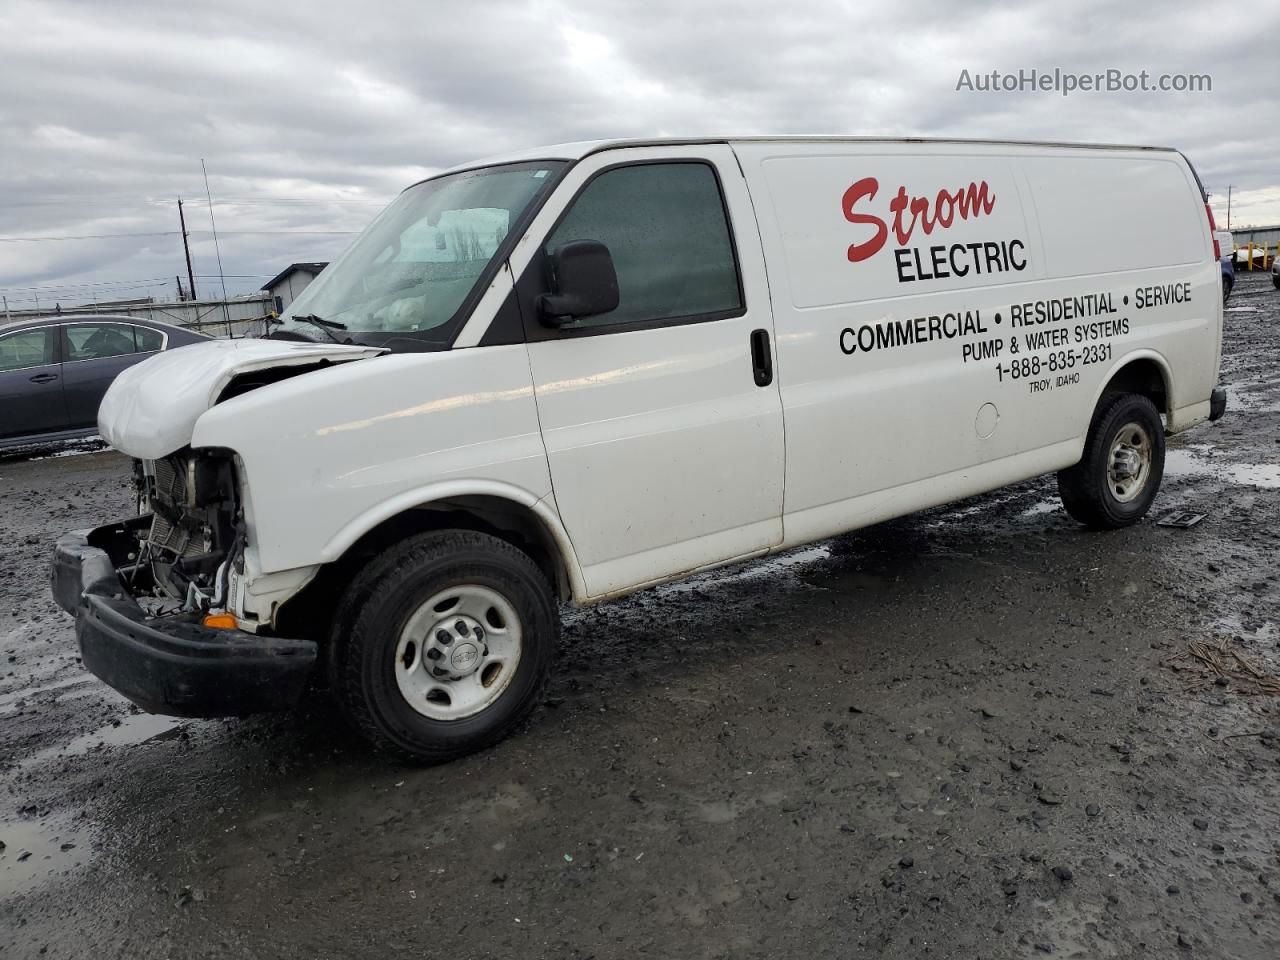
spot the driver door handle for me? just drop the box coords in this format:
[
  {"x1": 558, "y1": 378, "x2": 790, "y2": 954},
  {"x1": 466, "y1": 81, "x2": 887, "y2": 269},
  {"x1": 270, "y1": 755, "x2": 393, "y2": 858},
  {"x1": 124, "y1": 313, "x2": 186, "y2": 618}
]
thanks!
[
  {"x1": 29, "y1": 373, "x2": 59, "y2": 384},
  {"x1": 749, "y1": 329, "x2": 773, "y2": 387}
]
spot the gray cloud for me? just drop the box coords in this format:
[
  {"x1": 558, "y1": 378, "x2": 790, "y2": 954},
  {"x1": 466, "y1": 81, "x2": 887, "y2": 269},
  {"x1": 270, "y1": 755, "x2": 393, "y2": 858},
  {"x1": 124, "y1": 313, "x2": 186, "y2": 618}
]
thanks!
[{"x1": 1, "y1": 0, "x2": 1276, "y2": 308}]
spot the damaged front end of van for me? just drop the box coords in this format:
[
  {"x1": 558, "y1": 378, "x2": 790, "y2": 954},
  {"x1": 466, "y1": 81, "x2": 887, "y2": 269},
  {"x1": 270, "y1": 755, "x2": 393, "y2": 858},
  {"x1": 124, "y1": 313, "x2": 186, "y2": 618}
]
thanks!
[
  {"x1": 49, "y1": 158, "x2": 568, "y2": 727},
  {"x1": 50, "y1": 339, "x2": 382, "y2": 716}
]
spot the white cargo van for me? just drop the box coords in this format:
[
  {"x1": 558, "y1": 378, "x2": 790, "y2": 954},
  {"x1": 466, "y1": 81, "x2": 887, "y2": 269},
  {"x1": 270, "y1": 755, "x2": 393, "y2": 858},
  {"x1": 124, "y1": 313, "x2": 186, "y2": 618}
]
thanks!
[{"x1": 53, "y1": 138, "x2": 1226, "y2": 761}]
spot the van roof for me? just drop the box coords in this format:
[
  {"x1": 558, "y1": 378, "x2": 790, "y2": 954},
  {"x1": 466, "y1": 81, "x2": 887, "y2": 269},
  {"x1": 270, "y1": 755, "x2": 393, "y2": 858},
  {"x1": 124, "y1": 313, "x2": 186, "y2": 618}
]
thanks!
[{"x1": 434, "y1": 136, "x2": 1179, "y2": 179}]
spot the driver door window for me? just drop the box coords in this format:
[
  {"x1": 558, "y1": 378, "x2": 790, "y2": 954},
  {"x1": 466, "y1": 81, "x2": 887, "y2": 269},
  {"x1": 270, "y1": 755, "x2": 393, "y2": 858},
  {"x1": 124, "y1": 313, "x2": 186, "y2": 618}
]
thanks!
[{"x1": 544, "y1": 162, "x2": 743, "y2": 330}]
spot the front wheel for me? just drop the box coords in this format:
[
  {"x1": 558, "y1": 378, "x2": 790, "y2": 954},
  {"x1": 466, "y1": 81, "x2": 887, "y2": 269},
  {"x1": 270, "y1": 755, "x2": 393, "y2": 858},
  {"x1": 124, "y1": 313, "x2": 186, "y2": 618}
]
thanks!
[
  {"x1": 1223, "y1": 275, "x2": 1233, "y2": 305},
  {"x1": 1057, "y1": 393, "x2": 1165, "y2": 529},
  {"x1": 334, "y1": 530, "x2": 558, "y2": 763}
]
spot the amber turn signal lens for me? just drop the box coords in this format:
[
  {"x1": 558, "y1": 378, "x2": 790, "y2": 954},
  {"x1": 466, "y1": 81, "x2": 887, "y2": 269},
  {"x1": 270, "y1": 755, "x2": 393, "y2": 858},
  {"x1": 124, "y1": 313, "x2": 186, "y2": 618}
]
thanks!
[{"x1": 202, "y1": 613, "x2": 237, "y2": 629}]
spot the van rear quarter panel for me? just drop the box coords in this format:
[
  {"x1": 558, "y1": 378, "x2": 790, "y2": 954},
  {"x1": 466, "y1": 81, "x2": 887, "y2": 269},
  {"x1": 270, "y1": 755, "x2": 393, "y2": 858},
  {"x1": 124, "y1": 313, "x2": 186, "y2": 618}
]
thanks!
[
  {"x1": 731, "y1": 141, "x2": 1218, "y2": 544},
  {"x1": 1019, "y1": 154, "x2": 1218, "y2": 415}
]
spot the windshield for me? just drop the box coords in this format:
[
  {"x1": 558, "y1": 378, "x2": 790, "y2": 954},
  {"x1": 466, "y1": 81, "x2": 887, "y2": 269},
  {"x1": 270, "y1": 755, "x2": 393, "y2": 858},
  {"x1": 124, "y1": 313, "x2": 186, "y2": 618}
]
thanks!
[{"x1": 277, "y1": 161, "x2": 565, "y2": 347}]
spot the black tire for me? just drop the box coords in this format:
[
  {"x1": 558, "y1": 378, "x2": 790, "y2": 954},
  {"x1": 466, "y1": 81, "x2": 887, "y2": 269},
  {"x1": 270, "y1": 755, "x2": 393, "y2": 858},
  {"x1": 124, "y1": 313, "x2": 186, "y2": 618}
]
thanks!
[
  {"x1": 1222, "y1": 275, "x2": 1233, "y2": 305},
  {"x1": 332, "y1": 530, "x2": 558, "y2": 763},
  {"x1": 1273, "y1": 275, "x2": 1279, "y2": 289},
  {"x1": 1057, "y1": 393, "x2": 1165, "y2": 529}
]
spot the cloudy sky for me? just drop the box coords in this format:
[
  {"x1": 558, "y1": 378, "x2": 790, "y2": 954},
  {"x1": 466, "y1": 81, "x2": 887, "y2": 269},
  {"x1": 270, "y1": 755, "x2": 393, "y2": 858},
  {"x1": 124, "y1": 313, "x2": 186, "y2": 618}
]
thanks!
[{"x1": 1, "y1": 0, "x2": 1277, "y2": 311}]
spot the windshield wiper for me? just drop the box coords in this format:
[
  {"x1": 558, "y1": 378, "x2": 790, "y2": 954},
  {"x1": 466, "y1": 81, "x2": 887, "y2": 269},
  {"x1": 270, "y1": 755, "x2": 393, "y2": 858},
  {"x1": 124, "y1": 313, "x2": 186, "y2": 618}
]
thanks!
[{"x1": 290, "y1": 314, "x2": 349, "y2": 344}]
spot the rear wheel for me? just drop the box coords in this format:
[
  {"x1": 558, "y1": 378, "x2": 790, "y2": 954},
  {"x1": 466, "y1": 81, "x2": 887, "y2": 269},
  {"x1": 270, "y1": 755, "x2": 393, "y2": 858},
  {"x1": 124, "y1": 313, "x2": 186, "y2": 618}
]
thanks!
[
  {"x1": 1223, "y1": 275, "x2": 1233, "y2": 305},
  {"x1": 334, "y1": 530, "x2": 558, "y2": 763},
  {"x1": 1058, "y1": 393, "x2": 1165, "y2": 529}
]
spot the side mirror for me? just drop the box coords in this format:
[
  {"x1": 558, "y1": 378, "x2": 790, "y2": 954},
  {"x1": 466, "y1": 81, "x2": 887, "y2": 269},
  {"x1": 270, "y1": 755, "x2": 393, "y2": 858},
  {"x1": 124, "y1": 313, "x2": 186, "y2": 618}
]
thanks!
[{"x1": 537, "y1": 240, "x2": 620, "y2": 326}]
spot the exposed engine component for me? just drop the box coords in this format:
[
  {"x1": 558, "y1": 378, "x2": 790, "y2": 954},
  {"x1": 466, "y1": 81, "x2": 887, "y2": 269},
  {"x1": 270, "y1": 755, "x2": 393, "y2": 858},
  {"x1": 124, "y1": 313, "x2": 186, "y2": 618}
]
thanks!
[{"x1": 135, "y1": 448, "x2": 243, "y2": 609}]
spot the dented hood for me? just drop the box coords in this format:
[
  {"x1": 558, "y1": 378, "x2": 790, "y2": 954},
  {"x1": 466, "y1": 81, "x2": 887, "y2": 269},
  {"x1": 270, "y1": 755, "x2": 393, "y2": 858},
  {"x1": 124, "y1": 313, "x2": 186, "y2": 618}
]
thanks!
[{"x1": 99, "y1": 338, "x2": 385, "y2": 459}]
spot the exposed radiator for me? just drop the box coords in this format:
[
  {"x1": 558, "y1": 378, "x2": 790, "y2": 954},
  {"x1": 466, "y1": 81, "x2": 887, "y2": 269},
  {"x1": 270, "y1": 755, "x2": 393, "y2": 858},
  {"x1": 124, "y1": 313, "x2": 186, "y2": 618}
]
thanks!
[
  {"x1": 145, "y1": 454, "x2": 211, "y2": 560},
  {"x1": 151, "y1": 455, "x2": 186, "y2": 507},
  {"x1": 147, "y1": 512, "x2": 211, "y2": 560}
]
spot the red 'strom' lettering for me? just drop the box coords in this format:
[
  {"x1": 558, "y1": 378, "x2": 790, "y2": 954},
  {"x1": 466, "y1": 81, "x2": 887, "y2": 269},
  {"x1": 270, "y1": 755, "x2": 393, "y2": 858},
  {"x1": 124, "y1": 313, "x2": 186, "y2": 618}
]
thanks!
[
  {"x1": 842, "y1": 177, "x2": 997, "y2": 262},
  {"x1": 955, "y1": 181, "x2": 996, "y2": 219},
  {"x1": 842, "y1": 177, "x2": 886, "y2": 262}
]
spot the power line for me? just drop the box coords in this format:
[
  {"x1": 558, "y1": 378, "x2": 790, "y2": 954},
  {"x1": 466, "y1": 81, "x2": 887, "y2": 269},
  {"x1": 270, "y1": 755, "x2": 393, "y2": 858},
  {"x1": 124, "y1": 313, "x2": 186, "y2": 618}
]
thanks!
[
  {"x1": 6, "y1": 286, "x2": 165, "y2": 305},
  {"x1": 0, "y1": 231, "x2": 179, "y2": 243},
  {"x1": 0, "y1": 229, "x2": 358, "y2": 243},
  {"x1": 1, "y1": 276, "x2": 170, "y2": 292},
  {"x1": 0, "y1": 196, "x2": 388, "y2": 209},
  {"x1": 191, "y1": 229, "x2": 359, "y2": 236},
  {"x1": 1, "y1": 274, "x2": 272, "y2": 295},
  {"x1": 198, "y1": 197, "x2": 387, "y2": 205},
  {"x1": 6, "y1": 277, "x2": 175, "y2": 291},
  {"x1": 1, "y1": 274, "x2": 272, "y2": 291}
]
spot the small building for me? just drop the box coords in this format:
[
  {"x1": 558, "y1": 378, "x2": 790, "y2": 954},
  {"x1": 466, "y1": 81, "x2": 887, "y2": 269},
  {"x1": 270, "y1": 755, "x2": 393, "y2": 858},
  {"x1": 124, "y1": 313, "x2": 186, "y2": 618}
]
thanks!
[
  {"x1": 1229, "y1": 225, "x2": 1280, "y2": 253},
  {"x1": 262, "y1": 262, "x2": 328, "y2": 313},
  {"x1": 1226, "y1": 226, "x2": 1279, "y2": 269}
]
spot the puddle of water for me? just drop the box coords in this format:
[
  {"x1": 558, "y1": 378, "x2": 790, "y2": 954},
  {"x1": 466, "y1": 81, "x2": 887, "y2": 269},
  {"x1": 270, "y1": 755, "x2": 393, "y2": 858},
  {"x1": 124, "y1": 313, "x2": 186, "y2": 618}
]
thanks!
[
  {"x1": 1020, "y1": 500, "x2": 1062, "y2": 518},
  {"x1": 19, "y1": 711, "x2": 186, "y2": 771},
  {"x1": 1215, "y1": 614, "x2": 1278, "y2": 642},
  {"x1": 1224, "y1": 377, "x2": 1280, "y2": 414},
  {"x1": 1164, "y1": 449, "x2": 1206, "y2": 478},
  {"x1": 1225, "y1": 464, "x2": 1280, "y2": 487},
  {"x1": 0, "y1": 811, "x2": 91, "y2": 899},
  {"x1": 1165, "y1": 448, "x2": 1280, "y2": 488}
]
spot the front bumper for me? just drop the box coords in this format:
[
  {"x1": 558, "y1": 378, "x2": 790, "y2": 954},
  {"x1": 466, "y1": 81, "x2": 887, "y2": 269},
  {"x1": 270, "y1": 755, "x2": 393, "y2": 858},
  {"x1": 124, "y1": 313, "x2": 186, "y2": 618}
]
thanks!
[
  {"x1": 1209, "y1": 386, "x2": 1227, "y2": 422},
  {"x1": 51, "y1": 519, "x2": 317, "y2": 718}
]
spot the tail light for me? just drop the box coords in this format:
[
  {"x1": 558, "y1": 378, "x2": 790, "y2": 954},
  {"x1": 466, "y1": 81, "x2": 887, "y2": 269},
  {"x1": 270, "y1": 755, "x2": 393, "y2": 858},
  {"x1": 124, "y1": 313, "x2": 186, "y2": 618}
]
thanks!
[{"x1": 1205, "y1": 203, "x2": 1221, "y2": 260}]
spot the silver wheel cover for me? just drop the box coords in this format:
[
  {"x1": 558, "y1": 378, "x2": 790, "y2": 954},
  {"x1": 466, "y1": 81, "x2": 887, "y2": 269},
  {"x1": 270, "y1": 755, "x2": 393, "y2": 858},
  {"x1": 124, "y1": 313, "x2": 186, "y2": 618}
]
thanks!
[{"x1": 393, "y1": 584, "x2": 523, "y2": 720}]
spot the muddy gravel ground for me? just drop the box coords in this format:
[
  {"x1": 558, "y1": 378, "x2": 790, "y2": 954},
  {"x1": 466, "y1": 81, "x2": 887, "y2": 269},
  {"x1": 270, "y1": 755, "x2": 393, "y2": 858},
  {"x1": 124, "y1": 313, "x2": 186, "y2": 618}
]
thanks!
[{"x1": 2, "y1": 272, "x2": 1279, "y2": 959}]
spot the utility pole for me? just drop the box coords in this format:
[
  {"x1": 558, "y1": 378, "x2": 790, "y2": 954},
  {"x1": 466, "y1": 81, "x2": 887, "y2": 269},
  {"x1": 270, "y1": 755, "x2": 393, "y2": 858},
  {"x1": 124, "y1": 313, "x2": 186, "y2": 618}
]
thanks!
[
  {"x1": 1226, "y1": 185, "x2": 1232, "y2": 230},
  {"x1": 175, "y1": 275, "x2": 185, "y2": 301},
  {"x1": 178, "y1": 197, "x2": 197, "y2": 301},
  {"x1": 2, "y1": 295, "x2": 9, "y2": 322}
]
